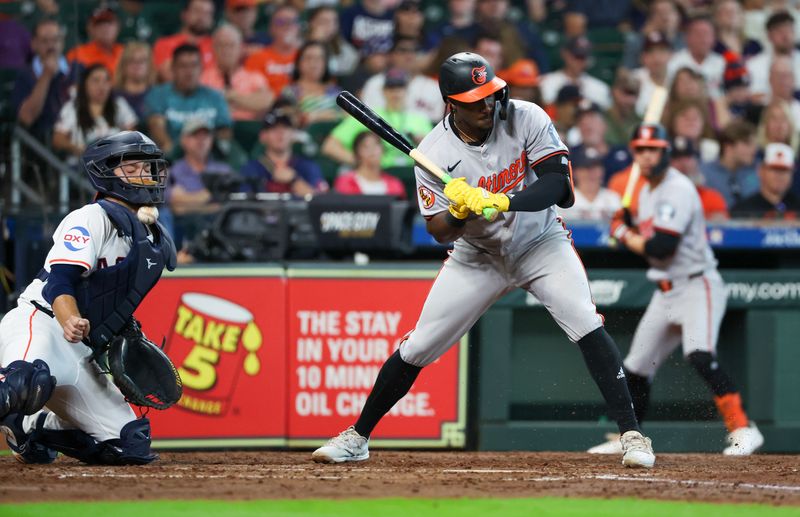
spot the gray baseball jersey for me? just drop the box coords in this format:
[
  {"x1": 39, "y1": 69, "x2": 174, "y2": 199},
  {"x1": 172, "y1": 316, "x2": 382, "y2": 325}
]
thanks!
[
  {"x1": 635, "y1": 167, "x2": 718, "y2": 281},
  {"x1": 625, "y1": 167, "x2": 727, "y2": 376},
  {"x1": 400, "y1": 100, "x2": 603, "y2": 367}
]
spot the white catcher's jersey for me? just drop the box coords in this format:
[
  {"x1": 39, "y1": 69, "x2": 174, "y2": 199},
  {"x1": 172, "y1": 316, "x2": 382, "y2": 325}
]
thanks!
[
  {"x1": 414, "y1": 100, "x2": 569, "y2": 259},
  {"x1": 18, "y1": 203, "x2": 135, "y2": 309},
  {"x1": 636, "y1": 168, "x2": 718, "y2": 281}
]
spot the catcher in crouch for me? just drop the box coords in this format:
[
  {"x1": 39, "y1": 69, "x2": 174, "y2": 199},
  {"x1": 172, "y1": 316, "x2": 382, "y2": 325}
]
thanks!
[{"x1": 0, "y1": 131, "x2": 182, "y2": 465}]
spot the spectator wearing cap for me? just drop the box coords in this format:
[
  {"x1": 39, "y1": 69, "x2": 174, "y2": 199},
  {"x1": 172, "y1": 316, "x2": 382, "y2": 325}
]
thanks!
[
  {"x1": 633, "y1": 31, "x2": 673, "y2": 117},
  {"x1": 280, "y1": 41, "x2": 342, "y2": 128},
  {"x1": 670, "y1": 136, "x2": 729, "y2": 220},
  {"x1": 244, "y1": 4, "x2": 301, "y2": 99},
  {"x1": 570, "y1": 99, "x2": 632, "y2": 180},
  {"x1": 167, "y1": 118, "x2": 233, "y2": 216},
  {"x1": 731, "y1": 142, "x2": 800, "y2": 219},
  {"x1": 144, "y1": 44, "x2": 232, "y2": 156},
  {"x1": 361, "y1": 37, "x2": 444, "y2": 123},
  {"x1": 306, "y1": 6, "x2": 360, "y2": 79},
  {"x1": 667, "y1": 16, "x2": 726, "y2": 98},
  {"x1": 722, "y1": 53, "x2": 756, "y2": 123},
  {"x1": 498, "y1": 59, "x2": 541, "y2": 104},
  {"x1": 240, "y1": 109, "x2": 328, "y2": 195},
  {"x1": 452, "y1": 0, "x2": 551, "y2": 74},
  {"x1": 334, "y1": 131, "x2": 407, "y2": 198},
  {"x1": 604, "y1": 69, "x2": 643, "y2": 147},
  {"x1": 12, "y1": 18, "x2": 79, "y2": 140},
  {"x1": 153, "y1": 0, "x2": 215, "y2": 83},
  {"x1": 201, "y1": 24, "x2": 273, "y2": 122},
  {"x1": 224, "y1": 0, "x2": 270, "y2": 56},
  {"x1": 622, "y1": 0, "x2": 684, "y2": 69},
  {"x1": 323, "y1": 69, "x2": 433, "y2": 169},
  {"x1": 700, "y1": 119, "x2": 759, "y2": 206},
  {"x1": 558, "y1": 146, "x2": 621, "y2": 221},
  {"x1": 339, "y1": 0, "x2": 396, "y2": 57},
  {"x1": 746, "y1": 12, "x2": 800, "y2": 100},
  {"x1": 114, "y1": 42, "x2": 156, "y2": 123},
  {"x1": 66, "y1": 8, "x2": 123, "y2": 78},
  {"x1": 52, "y1": 63, "x2": 137, "y2": 166},
  {"x1": 539, "y1": 36, "x2": 611, "y2": 109}
]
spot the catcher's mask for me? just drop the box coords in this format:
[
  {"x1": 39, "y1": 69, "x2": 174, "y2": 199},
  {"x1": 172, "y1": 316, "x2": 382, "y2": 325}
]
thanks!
[{"x1": 82, "y1": 131, "x2": 169, "y2": 205}]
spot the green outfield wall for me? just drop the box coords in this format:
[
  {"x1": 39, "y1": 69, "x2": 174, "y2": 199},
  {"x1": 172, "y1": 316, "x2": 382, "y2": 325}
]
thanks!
[{"x1": 475, "y1": 270, "x2": 800, "y2": 453}]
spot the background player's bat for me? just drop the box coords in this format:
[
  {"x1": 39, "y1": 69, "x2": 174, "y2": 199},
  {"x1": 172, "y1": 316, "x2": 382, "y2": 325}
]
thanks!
[
  {"x1": 620, "y1": 85, "x2": 669, "y2": 208},
  {"x1": 335, "y1": 90, "x2": 496, "y2": 221}
]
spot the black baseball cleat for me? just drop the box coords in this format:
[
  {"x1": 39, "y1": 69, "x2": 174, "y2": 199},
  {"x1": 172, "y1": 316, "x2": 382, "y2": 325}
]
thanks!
[{"x1": 0, "y1": 412, "x2": 58, "y2": 464}]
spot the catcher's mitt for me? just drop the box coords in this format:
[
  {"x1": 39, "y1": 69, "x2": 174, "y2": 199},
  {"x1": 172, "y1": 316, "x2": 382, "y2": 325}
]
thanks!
[{"x1": 97, "y1": 319, "x2": 182, "y2": 409}]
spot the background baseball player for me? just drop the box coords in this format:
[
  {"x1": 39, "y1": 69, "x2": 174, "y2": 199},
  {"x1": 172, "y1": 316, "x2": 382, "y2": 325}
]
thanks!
[
  {"x1": 0, "y1": 131, "x2": 178, "y2": 465},
  {"x1": 313, "y1": 52, "x2": 655, "y2": 468},
  {"x1": 589, "y1": 123, "x2": 763, "y2": 456}
]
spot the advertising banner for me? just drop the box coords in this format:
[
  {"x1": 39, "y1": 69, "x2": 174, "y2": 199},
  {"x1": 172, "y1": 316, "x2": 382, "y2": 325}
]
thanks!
[
  {"x1": 286, "y1": 272, "x2": 467, "y2": 448},
  {"x1": 137, "y1": 269, "x2": 287, "y2": 447}
]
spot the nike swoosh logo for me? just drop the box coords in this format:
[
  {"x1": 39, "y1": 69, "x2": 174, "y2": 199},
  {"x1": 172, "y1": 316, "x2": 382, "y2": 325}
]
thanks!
[{"x1": 446, "y1": 161, "x2": 462, "y2": 173}]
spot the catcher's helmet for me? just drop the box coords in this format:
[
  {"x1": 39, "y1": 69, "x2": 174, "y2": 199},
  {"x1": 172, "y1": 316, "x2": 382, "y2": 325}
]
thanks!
[
  {"x1": 82, "y1": 131, "x2": 168, "y2": 205},
  {"x1": 439, "y1": 52, "x2": 509, "y2": 118}
]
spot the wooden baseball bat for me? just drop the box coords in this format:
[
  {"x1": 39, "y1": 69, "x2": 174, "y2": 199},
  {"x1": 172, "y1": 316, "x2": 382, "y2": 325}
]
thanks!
[
  {"x1": 335, "y1": 91, "x2": 496, "y2": 221},
  {"x1": 621, "y1": 85, "x2": 669, "y2": 208}
]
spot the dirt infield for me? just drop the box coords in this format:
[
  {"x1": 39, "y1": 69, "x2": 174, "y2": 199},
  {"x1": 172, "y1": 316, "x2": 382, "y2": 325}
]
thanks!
[{"x1": 1, "y1": 451, "x2": 798, "y2": 506}]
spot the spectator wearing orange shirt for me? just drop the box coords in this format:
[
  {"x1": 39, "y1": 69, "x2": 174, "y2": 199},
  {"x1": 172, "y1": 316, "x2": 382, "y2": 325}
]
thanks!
[
  {"x1": 152, "y1": 0, "x2": 215, "y2": 82},
  {"x1": 66, "y1": 8, "x2": 123, "y2": 78},
  {"x1": 334, "y1": 132, "x2": 407, "y2": 198},
  {"x1": 201, "y1": 24, "x2": 273, "y2": 121},
  {"x1": 244, "y1": 5, "x2": 301, "y2": 98}
]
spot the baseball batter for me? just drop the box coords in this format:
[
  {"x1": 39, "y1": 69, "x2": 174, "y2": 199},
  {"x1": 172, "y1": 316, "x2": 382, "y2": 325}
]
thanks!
[
  {"x1": 0, "y1": 131, "x2": 176, "y2": 465},
  {"x1": 313, "y1": 52, "x2": 655, "y2": 468},
  {"x1": 590, "y1": 123, "x2": 763, "y2": 456}
]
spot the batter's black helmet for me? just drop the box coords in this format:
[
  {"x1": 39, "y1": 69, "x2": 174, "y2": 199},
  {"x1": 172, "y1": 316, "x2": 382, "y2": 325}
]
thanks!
[
  {"x1": 82, "y1": 131, "x2": 168, "y2": 205},
  {"x1": 439, "y1": 52, "x2": 509, "y2": 118}
]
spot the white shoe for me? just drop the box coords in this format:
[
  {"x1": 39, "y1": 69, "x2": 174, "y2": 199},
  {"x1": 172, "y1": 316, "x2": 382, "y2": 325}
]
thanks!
[
  {"x1": 311, "y1": 426, "x2": 369, "y2": 464},
  {"x1": 723, "y1": 423, "x2": 764, "y2": 456},
  {"x1": 587, "y1": 433, "x2": 622, "y2": 454},
  {"x1": 620, "y1": 430, "x2": 655, "y2": 468}
]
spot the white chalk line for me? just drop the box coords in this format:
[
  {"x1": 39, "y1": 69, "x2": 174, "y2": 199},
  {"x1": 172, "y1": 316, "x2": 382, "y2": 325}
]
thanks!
[
  {"x1": 39, "y1": 467, "x2": 800, "y2": 494},
  {"x1": 443, "y1": 469, "x2": 800, "y2": 493}
]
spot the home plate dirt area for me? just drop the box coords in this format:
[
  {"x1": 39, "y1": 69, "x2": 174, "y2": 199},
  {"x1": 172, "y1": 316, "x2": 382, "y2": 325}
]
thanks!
[{"x1": 0, "y1": 451, "x2": 798, "y2": 506}]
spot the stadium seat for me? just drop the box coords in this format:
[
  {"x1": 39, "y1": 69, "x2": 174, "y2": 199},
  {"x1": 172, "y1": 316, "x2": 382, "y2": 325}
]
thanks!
[
  {"x1": 0, "y1": 68, "x2": 19, "y2": 122},
  {"x1": 385, "y1": 166, "x2": 417, "y2": 200},
  {"x1": 587, "y1": 28, "x2": 626, "y2": 86}
]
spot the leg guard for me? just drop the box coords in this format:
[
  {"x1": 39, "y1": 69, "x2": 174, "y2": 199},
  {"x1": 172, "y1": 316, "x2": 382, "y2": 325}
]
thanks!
[
  {"x1": 0, "y1": 360, "x2": 57, "y2": 418},
  {"x1": 0, "y1": 412, "x2": 58, "y2": 464},
  {"x1": 625, "y1": 371, "x2": 651, "y2": 425},
  {"x1": 37, "y1": 417, "x2": 158, "y2": 465},
  {"x1": 686, "y1": 351, "x2": 737, "y2": 397}
]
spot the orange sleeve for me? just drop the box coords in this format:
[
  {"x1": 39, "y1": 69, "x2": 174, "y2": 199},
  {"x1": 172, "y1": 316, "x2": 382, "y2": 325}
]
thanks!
[
  {"x1": 244, "y1": 51, "x2": 264, "y2": 74},
  {"x1": 152, "y1": 36, "x2": 174, "y2": 68}
]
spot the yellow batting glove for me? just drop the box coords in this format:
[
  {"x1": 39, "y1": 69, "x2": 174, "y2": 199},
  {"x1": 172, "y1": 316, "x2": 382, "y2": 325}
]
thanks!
[
  {"x1": 448, "y1": 202, "x2": 470, "y2": 220},
  {"x1": 463, "y1": 187, "x2": 510, "y2": 216},
  {"x1": 443, "y1": 177, "x2": 471, "y2": 205}
]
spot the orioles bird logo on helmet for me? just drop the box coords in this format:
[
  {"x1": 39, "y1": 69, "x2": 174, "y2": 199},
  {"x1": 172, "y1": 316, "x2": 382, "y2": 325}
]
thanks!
[{"x1": 472, "y1": 66, "x2": 487, "y2": 85}]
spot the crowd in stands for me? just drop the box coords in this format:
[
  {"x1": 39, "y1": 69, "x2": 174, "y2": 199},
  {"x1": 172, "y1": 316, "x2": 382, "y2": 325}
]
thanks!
[{"x1": 3, "y1": 0, "x2": 800, "y2": 260}]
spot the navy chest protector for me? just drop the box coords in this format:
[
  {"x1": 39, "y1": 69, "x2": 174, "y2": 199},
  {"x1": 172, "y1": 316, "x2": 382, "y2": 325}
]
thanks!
[{"x1": 77, "y1": 200, "x2": 177, "y2": 346}]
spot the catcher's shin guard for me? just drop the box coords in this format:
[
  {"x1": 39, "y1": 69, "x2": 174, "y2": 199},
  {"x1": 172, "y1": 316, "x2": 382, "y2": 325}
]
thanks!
[
  {"x1": 0, "y1": 360, "x2": 56, "y2": 418},
  {"x1": 36, "y1": 417, "x2": 157, "y2": 465}
]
